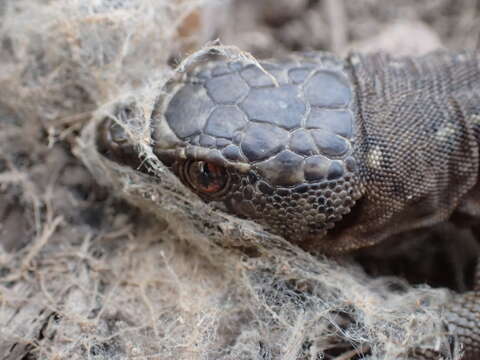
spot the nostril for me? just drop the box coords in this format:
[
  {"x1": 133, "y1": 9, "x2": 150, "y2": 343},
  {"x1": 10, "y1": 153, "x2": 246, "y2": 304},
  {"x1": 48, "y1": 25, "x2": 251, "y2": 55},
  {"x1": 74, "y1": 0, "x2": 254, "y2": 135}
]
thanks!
[
  {"x1": 110, "y1": 122, "x2": 128, "y2": 144},
  {"x1": 96, "y1": 101, "x2": 146, "y2": 160},
  {"x1": 96, "y1": 116, "x2": 144, "y2": 171}
]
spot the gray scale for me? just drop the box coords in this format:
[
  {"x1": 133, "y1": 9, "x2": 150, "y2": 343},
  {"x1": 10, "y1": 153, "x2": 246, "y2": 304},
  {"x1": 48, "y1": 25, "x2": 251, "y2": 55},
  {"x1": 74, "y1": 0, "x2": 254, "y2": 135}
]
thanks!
[
  {"x1": 289, "y1": 129, "x2": 318, "y2": 156},
  {"x1": 288, "y1": 66, "x2": 314, "y2": 84},
  {"x1": 222, "y1": 144, "x2": 244, "y2": 162},
  {"x1": 240, "y1": 85, "x2": 305, "y2": 130},
  {"x1": 195, "y1": 69, "x2": 211, "y2": 80},
  {"x1": 304, "y1": 155, "x2": 330, "y2": 181},
  {"x1": 240, "y1": 65, "x2": 279, "y2": 87},
  {"x1": 199, "y1": 134, "x2": 216, "y2": 148},
  {"x1": 327, "y1": 161, "x2": 345, "y2": 180},
  {"x1": 255, "y1": 150, "x2": 305, "y2": 186},
  {"x1": 241, "y1": 123, "x2": 289, "y2": 162},
  {"x1": 304, "y1": 71, "x2": 352, "y2": 107},
  {"x1": 211, "y1": 63, "x2": 232, "y2": 77},
  {"x1": 205, "y1": 148, "x2": 224, "y2": 164},
  {"x1": 190, "y1": 134, "x2": 200, "y2": 146},
  {"x1": 310, "y1": 130, "x2": 349, "y2": 157},
  {"x1": 165, "y1": 84, "x2": 214, "y2": 138},
  {"x1": 306, "y1": 108, "x2": 353, "y2": 138},
  {"x1": 205, "y1": 73, "x2": 249, "y2": 104},
  {"x1": 161, "y1": 55, "x2": 356, "y2": 186},
  {"x1": 215, "y1": 138, "x2": 231, "y2": 148},
  {"x1": 256, "y1": 63, "x2": 290, "y2": 85},
  {"x1": 228, "y1": 61, "x2": 244, "y2": 71},
  {"x1": 204, "y1": 106, "x2": 247, "y2": 139}
]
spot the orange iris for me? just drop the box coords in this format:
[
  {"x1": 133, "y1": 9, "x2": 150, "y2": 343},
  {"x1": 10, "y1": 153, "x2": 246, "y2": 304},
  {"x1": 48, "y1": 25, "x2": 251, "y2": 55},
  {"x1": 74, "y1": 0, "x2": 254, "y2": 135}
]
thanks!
[{"x1": 187, "y1": 161, "x2": 227, "y2": 194}]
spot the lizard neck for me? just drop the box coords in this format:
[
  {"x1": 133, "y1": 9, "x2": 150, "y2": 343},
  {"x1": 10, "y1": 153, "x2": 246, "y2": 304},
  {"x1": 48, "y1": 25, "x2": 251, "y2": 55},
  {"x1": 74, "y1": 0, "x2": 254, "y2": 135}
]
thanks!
[
  {"x1": 452, "y1": 88, "x2": 480, "y2": 145},
  {"x1": 321, "y1": 51, "x2": 480, "y2": 253}
]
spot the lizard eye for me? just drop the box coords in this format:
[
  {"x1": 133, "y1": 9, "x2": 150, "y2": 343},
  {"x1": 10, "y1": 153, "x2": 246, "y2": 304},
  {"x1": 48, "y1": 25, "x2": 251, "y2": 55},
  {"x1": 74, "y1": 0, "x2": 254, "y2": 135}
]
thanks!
[{"x1": 185, "y1": 160, "x2": 228, "y2": 194}]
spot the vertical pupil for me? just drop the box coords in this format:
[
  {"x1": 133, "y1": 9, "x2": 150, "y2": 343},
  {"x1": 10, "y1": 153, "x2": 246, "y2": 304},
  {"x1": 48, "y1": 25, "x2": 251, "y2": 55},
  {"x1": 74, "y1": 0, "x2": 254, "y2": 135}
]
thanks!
[
  {"x1": 198, "y1": 162, "x2": 213, "y2": 187},
  {"x1": 202, "y1": 162, "x2": 210, "y2": 176},
  {"x1": 186, "y1": 160, "x2": 226, "y2": 193}
]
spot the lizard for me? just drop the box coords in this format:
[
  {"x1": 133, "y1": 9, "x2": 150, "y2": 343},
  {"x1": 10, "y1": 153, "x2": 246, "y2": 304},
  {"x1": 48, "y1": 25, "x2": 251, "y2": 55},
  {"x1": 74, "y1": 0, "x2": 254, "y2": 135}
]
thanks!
[{"x1": 96, "y1": 50, "x2": 480, "y2": 359}]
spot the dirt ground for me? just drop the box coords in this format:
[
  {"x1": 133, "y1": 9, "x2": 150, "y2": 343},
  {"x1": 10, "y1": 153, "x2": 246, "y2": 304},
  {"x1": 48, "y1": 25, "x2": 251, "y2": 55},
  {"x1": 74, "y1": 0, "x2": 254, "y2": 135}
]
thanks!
[{"x1": 1, "y1": 1, "x2": 480, "y2": 359}]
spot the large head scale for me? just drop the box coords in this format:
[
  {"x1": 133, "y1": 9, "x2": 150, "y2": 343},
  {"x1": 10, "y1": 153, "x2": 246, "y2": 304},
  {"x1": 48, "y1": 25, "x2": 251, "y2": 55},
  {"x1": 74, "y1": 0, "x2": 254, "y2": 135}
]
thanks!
[{"x1": 100, "y1": 53, "x2": 363, "y2": 249}]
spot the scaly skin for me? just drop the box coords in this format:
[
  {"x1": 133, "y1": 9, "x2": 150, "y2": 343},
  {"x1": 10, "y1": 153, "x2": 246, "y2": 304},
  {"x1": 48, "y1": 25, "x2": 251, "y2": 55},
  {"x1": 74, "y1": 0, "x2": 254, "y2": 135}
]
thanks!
[{"x1": 98, "y1": 50, "x2": 480, "y2": 358}]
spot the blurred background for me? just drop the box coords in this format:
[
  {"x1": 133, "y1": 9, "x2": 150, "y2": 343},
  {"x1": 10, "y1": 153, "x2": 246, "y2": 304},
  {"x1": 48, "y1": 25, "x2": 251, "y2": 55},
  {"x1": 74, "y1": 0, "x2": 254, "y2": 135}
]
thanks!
[{"x1": 180, "y1": 0, "x2": 480, "y2": 57}]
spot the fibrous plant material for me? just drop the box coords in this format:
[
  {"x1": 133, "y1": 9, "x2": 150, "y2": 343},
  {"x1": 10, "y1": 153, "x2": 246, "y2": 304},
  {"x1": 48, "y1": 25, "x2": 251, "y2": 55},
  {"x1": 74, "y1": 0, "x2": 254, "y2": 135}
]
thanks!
[{"x1": 1, "y1": 0, "x2": 477, "y2": 359}]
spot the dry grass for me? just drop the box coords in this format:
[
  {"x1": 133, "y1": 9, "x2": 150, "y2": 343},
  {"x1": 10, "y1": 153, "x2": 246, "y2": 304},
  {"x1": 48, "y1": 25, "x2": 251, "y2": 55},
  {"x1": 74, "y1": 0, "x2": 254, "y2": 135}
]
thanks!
[{"x1": 1, "y1": 1, "x2": 479, "y2": 359}]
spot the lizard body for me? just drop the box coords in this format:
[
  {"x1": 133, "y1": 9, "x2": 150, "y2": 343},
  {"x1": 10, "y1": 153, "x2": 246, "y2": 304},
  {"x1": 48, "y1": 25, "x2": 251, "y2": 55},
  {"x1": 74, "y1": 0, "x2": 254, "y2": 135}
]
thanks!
[{"x1": 97, "y1": 50, "x2": 480, "y2": 359}]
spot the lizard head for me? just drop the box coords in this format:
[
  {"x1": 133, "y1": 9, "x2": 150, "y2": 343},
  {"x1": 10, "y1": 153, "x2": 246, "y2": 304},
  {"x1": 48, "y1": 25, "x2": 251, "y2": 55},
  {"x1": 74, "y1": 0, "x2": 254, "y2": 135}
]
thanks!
[{"x1": 98, "y1": 55, "x2": 363, "y2": 248}]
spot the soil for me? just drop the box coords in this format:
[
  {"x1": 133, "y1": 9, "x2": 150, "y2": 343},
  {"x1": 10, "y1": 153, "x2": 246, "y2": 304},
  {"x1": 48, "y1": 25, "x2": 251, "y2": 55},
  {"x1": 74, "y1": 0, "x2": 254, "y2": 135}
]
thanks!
[{"x1": 1, "y1": 1, "x2": 479, "y2": 359}]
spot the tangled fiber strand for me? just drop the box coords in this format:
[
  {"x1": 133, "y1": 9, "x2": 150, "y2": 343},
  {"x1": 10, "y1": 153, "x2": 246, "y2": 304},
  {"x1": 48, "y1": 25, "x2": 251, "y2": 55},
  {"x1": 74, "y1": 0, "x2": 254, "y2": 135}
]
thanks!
[{"x1": 1, "y1": 1, "x2": 474, "y2": 359}]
